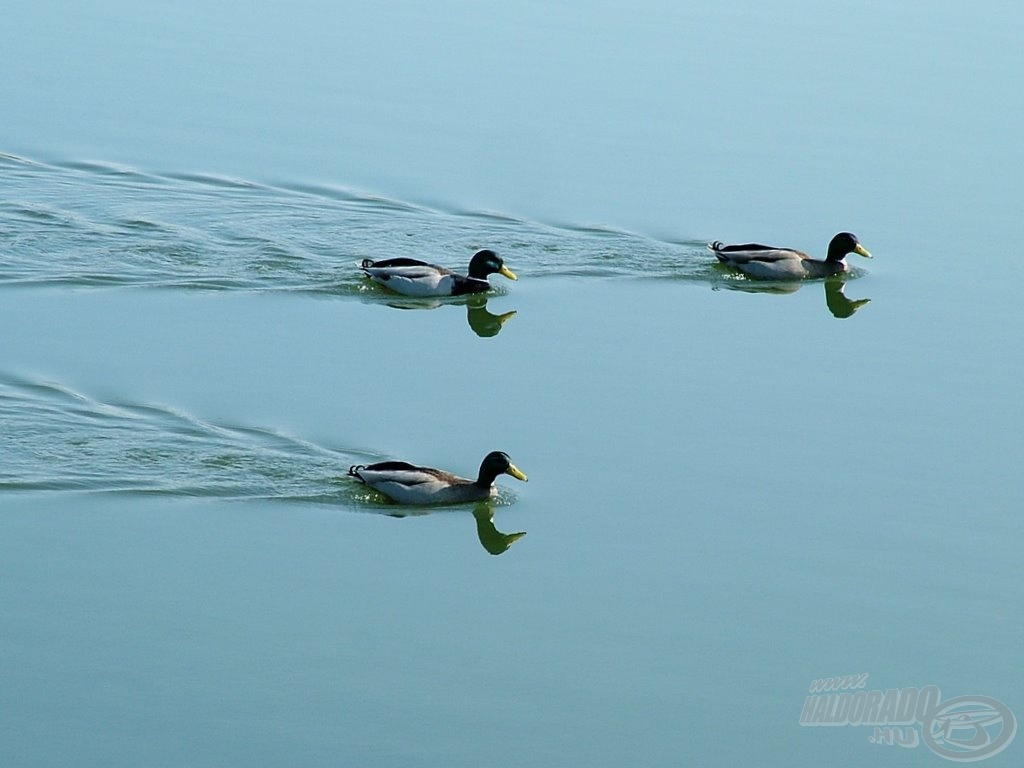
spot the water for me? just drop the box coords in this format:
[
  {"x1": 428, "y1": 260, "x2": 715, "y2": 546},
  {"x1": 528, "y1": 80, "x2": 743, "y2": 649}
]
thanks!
[{"x1": 2, "y1": 2, "x2": 1023, "y2": 766}]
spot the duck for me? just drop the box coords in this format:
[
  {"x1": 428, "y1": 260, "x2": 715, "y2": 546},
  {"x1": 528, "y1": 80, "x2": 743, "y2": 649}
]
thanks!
[
  {"x1": 348, "y1": 450, "x2": 528, "y2": 505},
  {"x1": 358, "y1": 249, "x2": 517, "y2": 297},
  {"x1": 708, "y1": 232, "x2": 871, "y2": 280}
]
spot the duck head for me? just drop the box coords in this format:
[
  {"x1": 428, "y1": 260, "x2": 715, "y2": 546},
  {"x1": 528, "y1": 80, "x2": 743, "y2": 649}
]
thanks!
[
  {"x1": 826, "y1": 232, "x2": 872, "y2": 263},
  {"x1": 468, "y1": 249, "x2": 518, "y2": 281},
  {"x1": 476, "y1": 450, "x2": 528, "y2": 487}
]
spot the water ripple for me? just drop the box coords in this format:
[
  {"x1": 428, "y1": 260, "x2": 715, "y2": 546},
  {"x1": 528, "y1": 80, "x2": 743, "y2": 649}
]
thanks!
[
  {"x1": 0, "y1": 372, "x2": 372, "y2": 504},
  {"x1": 1, "y1": 153, "x2": 716, "y2": 293}
]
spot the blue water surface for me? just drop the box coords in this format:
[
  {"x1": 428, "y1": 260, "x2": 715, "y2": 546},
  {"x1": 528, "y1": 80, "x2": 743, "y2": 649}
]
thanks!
[{"x1": 2, "y1": 2, "x2": 1022, "y2": 766}]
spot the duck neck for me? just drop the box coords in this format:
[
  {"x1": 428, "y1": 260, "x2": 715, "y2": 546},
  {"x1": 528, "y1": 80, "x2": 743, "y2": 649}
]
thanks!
[
  {"x1": 452, "y1": 275, "x2": 489, "y2": 296},
  {"x1": 474, "y1": 466, "x2": 500, "y2": 488},
  {"x1": 825, "y1": 242, "x2": 847, "y2": 263}
]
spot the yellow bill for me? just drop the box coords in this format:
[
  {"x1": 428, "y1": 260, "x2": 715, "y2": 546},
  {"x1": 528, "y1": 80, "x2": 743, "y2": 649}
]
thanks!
[{"x1": 506, "y1": 463, "x2": 528, "y2": 482}]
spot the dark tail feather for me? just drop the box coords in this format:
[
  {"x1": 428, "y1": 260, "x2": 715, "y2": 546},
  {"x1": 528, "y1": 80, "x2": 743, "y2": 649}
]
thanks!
[
  {"x1": 708, "y1": 241, "x2": 728, "y2": 262},
  {"x1": 348, "y1": 465, "x2": 366, "y2": 480},
  {"x1": 359, "y1": 258, "x2": 375, "y2": 269}
]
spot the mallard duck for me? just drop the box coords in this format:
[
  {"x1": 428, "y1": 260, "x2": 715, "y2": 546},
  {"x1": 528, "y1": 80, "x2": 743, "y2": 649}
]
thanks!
[
  {"x1": 709, "y1": 232, "x2": 871, "y2": 280},
  {"x1": 348, "y1": 451, "x2": 528, "y2": 505},
  {"x1": 359, "y1": 249, "x2": 517, "y2": 297}
]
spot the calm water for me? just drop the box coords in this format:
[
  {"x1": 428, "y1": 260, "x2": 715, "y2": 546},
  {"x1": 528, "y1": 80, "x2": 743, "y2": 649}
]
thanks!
[{"x1": 2, "y1": 2, "x2": 1022, "y2": 767}]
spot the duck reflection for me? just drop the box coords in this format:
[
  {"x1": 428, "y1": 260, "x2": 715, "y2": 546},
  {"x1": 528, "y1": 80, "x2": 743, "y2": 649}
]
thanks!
[
  {"x1": 715, "y1": 275, "x2": 870, "y2": 319},
  {"x1": 823, "y1": 277, "x2": 870, "y2": 318},
  {"x1": 466, "y1": 295, "x2": 517, "y2": 337},
  {"x1": 368, "y1": 294, "x2": 516, "y2": 337},
  {"x1": 473, "y1": 503, "x2": 527, "y2": 555},
  {"x1": 371, "y1": 502, "x2": 526, "y2": 556}
]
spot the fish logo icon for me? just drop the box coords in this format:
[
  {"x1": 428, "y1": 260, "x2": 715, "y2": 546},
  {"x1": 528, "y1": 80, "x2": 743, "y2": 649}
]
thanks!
[{"x1": 922, "y1": 695, "x2": 1017, "y2": 762}]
